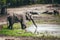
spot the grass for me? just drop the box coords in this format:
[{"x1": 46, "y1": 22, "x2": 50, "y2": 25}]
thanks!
[
  {"x1": 0, "y1": 22, "x2": 60, "y2": 38},
  {"x1": 0, "y1": 29, "x2": 34, "y2": 37},
  {"x1": 0, "y1": 22, "x2": 35, "y2": 37}
]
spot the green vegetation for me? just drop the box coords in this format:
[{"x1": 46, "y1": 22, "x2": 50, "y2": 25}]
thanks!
[
  {"x1": 0, "y1": 0, "x2": 60, "y2": 7},
  {"x1": 0, "y1": 23, "x2": 60, "y2": 38},
  {"x1": 0, "y1": 22, "x2": 34, "y2": 37},
  {"x1": 0, "y1": 29, "x2": 34, "y2": 37},
  {"x1": 0, "y1": 24, "x2": 60, "y2": 38}
]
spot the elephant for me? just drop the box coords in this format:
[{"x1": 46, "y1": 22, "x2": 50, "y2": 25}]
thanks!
[{"x1": 7, "y1": 12, "x2": 37, "y2": 30}]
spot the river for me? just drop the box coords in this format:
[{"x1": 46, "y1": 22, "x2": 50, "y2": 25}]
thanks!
[{"x1": 26, "y1": 24, "x2": 60, "y2": 36}]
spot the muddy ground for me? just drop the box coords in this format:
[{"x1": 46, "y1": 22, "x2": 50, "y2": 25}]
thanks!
[{"x1": 0, "y1": 36, "x2": 60, "y2": 40}]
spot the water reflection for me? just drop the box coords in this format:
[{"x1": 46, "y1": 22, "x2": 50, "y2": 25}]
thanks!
[{"x1": 26, "y1": 24, "x2": 60, "y2": 36}]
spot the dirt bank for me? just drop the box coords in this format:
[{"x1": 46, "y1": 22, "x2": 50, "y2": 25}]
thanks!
[{"x1": 0, "y1": 36, "x2": 60, "y2": 40}]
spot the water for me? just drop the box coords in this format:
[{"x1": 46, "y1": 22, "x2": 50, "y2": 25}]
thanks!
[{"x1": 26, "y1": 24, "x2": 60, "y2": 36}]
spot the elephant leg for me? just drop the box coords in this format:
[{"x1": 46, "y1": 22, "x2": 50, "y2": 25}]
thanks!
[
  {"x1": 23, "y1": 24, "x2": 26, "y2": 29},
  {"x1": 8, "y1": 24, "x2": 10, "y2": 29},
  {"x1": 8, "y1": 23, "x2": 13, "y2": 30},
  {"x1": 20, "y1": 23, "x2": 23, "y2": 29},
  {"x1": 10, "y1": 24, "x2": 13, "y2": 29},
  {"x1": 21, "y1": 23, "x2": 26, "y2": 29}
]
